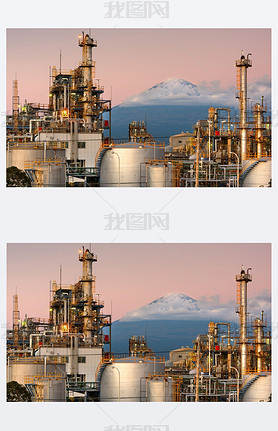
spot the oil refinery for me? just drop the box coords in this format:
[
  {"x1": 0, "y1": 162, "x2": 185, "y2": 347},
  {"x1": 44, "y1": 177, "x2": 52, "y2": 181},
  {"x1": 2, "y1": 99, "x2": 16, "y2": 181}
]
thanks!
[
  {"x1": 6, "y1": 33, "x2": 271, "y2": 187},
  {"x1": 7, "y1": 247, "x2": 271, "y2": 402}
]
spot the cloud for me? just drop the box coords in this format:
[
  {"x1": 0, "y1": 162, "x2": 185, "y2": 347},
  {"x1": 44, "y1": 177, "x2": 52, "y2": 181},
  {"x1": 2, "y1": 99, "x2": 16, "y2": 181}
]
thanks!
[
  {"x1": 120, "y1": 291, "x2": 271, "y2": 323},
  {"x1": 119, "y1": 76, "x2": 271, "y2": 108}
]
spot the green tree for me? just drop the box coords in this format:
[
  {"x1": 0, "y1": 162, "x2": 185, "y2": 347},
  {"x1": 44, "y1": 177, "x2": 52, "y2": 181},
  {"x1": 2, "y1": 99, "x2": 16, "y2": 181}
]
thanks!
[
  {"x1": 6, "y1": 166, "x2": 31, "y2": 187},
  {"x1": 7, "y1": 381, "x2": 32, "y2": 402}
]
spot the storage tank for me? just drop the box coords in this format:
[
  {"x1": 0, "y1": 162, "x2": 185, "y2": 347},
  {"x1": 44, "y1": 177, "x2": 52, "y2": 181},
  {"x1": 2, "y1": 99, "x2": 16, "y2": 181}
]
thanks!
[
  {"x1": 6, "y1": 147, "x2": 65, "y2": 171},
  {"x1": 99, "y1": 143, "x2": 165, "y2": 187},
  {"x1": 242, "y1": 375, "x2": 271, "y2": 402},
  {"x1": 147, "y1": 377, "x2": 173, "y2": 402},
  {"x1": 6, "y1": 147, "x2": 66, "y2": 187},
  {"x1": 242, "y1": 160, "x2": 271, "y2": 187},
  {"x1": 7, "y1": 357, "x2": 66, "y2": 402},
  {"x1": 146, "y1": 164, "x2": 172, "y2": 187},
  {"x1": 99, "y1": 356, "x2": 165, "y2": 402},
  {"x1": 42, "y1": 164, "x2": 66, "y2": 187}
]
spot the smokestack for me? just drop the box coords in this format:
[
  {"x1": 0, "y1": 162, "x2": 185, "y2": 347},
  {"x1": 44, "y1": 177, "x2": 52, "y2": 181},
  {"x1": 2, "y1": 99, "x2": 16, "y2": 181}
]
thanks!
[
  {"x1": 236, "y1": 267, "x2": 252, "y2": 377},
  {"x1": 13, "y1": 293, "x2": 19, "y2": 347},
  {"x1": 236, "y1": 52, "x2": 252, "y2": 162}
]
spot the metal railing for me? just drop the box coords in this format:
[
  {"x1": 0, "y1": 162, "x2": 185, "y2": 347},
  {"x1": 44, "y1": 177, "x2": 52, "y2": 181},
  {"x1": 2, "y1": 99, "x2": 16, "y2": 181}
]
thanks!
[
  {"x1": 25, "y1": 372, "x2": 63, "y2": 383},
  {"x1": 7, "y1": 141, "x2": 68, "y2": 150},
  {"x1": 24, "y1": 158, "x2": 64, "y2": 168}
]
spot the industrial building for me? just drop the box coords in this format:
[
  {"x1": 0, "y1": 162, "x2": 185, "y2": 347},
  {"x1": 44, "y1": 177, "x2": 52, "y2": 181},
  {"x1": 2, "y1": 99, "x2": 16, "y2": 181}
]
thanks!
[
  {"x1": 7, "y1": 247, "x2": 271, "y2": 402},
  {"x1": 6, "y1": 34, "x2": 271, "y2": 187},
  {"x1": 7, "y1": 247, "x2": 111, "y2": 401},
  {"x1": 7, "y1": 33, "x2": 111, "y2": 187}
]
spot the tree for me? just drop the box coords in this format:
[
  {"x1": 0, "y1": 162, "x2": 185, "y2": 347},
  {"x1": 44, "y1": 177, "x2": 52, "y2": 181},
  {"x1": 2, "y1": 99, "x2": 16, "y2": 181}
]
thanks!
[
  {"x1": 6, "y1": 166, "x2": 31, "y2": 187},
  {"x1": 7, "y1": 381, "x2": 32, "y2": 402}
]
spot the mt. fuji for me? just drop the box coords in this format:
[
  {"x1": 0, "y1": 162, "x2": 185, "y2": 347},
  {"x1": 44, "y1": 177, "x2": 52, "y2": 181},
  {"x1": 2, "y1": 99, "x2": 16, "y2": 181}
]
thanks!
[
  {"x1": 121, "y1": 78, "x2": 200, "y2": 106},
  {"x1": 120, "y1": 293, "x2": 200, "y2": 321},
  {"x1": 110, "y1": 76, "x2": 270, "y2": 139},
  {"x1": 110, "y1": 292, "x2": 270, "y2": 355}
]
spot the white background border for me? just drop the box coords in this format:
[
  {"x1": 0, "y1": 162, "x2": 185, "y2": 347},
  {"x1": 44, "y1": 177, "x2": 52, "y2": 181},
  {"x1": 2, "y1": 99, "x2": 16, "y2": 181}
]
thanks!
[{"x1": 0, "y1": 1, "x2": 277, "y2": 430}]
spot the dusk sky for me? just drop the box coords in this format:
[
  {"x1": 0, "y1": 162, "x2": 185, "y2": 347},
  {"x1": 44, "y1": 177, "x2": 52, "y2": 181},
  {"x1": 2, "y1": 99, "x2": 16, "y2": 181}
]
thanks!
[
  {"x1": 7, "y1": 243, "x2": 271, "y2": 327},
  {"x1": 6, "y1": 28, "x2": 271, "y2": 112}
]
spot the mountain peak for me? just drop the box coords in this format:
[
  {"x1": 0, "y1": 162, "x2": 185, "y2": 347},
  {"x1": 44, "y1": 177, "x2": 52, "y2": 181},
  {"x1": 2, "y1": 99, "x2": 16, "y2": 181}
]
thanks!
[
  {"x1": 150, "y1": 78, "x2": 198, "y2": 92},
  {"x1": 119, "y1": 292, "x2": 199, "y2": 322},
  {"x1": 120, "y1": 78, "x2": 200, "y2": 107},
  {"x1": 117, "y1": 76, "x2": 271, "y2": 108}
]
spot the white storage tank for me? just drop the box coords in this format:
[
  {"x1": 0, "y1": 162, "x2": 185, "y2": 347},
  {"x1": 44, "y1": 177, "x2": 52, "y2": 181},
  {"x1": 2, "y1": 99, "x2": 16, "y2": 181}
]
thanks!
[
  {"x1": 7, "y1": 357, "x2": 66, "y2": 402},
  {"x1": 100, "y1": 356, "x2": 165, "y2": 402},
  {"x1": 242, "y1": 160, "x2": 271, "y2": 187},
  {"x1": 6, "y1": 147, "x2": 66, "y2": 187},
  {"x1": 146, "y1": 164, "x2": 172, "y2": 187},
  {"x1": 42, "y1": 164, "x2": 66, "y2": 187},
  {"x1": 147, "y1": 377, "x2": 173, "y2": 402},
  {"x1": 99, "y1": 143, "x2": 165, "y2": 187},
  {"x1": 6, "y1": 147, "x2": 65, "y2": 171},
  {"x1": 242, "y1": 375, "x2": 271, "y2": 402}
]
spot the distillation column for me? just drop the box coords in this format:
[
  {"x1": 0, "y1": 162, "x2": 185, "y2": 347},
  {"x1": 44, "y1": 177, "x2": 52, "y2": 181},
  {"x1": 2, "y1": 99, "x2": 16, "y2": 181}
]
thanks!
[
  {"x1": 236, "y1": 267, "x2": 252, "y2": 377},
  {"x1": 253, "y1": 315, "x2": 265, "y2": 373},
  {"x1": 79, "y1": 33, "x2": 97, "y2": 130},
  {"x1": 236, "y1": 52, "x2": 252, "y2": 163},
  {"x1": 254, "y1": 103, "x2": 264, "y2": 158},
  {"x1": 79, "y1": 248, "x2": 97, "y2": 340},
  {"x1": 13, "y1": 293, "x2": 19, "y2": 347},
  {"x1": 12, "y1": 79, "x2": 19, "y2": 132}
]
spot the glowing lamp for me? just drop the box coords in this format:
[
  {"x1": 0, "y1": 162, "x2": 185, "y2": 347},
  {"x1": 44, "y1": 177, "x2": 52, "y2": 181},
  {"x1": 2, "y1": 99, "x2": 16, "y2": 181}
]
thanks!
[
  {"x1": 62, "y1": 323, "x2": 68, "y2": 332},
  {"x1": 61, "y1": 109, "x2": 69, "y2": 118}
]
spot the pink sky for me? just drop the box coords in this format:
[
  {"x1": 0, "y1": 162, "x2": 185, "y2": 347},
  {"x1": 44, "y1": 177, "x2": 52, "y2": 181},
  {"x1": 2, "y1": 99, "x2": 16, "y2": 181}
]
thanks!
[
  {"x1": 6, "y1": 28, "x2": 271, "y2": 111},
  {"x1": 7, "y1": 243, "x2": 271, "y2": 326}
]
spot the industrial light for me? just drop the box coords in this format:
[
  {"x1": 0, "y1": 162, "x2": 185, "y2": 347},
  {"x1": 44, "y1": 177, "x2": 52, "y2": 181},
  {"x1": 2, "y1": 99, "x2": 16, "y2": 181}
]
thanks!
[
  {"x1": 62, "y1": 323, "x2": 68, "y2": 332},
  {"x1": 61, "y1": 109, "x2": 69, "y2": 118}
]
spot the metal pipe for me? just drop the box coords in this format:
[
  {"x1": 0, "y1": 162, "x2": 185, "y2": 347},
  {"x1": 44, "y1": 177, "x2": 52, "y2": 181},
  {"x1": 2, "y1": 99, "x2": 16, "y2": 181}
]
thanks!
[
  {"x1": 230, "y1": 366, "x2": 240, "y2": 402},
  {"x1": 195, "y1": 335, "x2": 200, "y2": 401},
  {"x1": 112, "y1": 151, "x2": 120, "y2": 187},
  {"x1": 230, "y1": 152, "x2": 240, "y2": 187},
  {"x1": 254, "y1": 103, "x2": 263, "y2": 158},
  {"x1": 195, "y1": 122, "x2": 200, "y2": 187},
  {"x1": 112, "y1": 365, "x2": 121, "y2": 402}
]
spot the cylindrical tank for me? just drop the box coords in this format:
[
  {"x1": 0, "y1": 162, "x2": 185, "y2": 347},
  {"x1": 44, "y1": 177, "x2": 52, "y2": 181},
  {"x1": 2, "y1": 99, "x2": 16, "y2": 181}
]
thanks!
[
  {"x1": 146, "y1": 164, "x2": 172, "y2": 187},
  {"x1": 242, "y1": 375, "x2": 271, "y2": 402},
  {"x1": 6, "y1": 148, "x2": 65, "y2": 170},
  {"x1": 99, "y1": 144, "x2": 165, "y2": 187},
  {"x1": 6, "y1": 147, "x2": 66, "y2": 187},
  {"x1": 42, "y1": 164, "x2": 66, "y2": 187},
  {"x1": 7, "y1": 357, "x2": 66, "y2": 402},
  {"x1": 147, "y1": 378, "x2": 173, "y2": 402},
  {"x1": 242, "y1": 161, "x2": 271, "y2": 187},
  {"x1": 100, "y1": 357, "x2": 165, "y2": 402}
]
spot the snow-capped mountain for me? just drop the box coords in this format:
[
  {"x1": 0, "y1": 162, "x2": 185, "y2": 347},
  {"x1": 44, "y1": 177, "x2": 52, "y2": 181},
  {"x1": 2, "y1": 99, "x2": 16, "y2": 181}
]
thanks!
[
  {"x1": 147, "y1": 292, "x2": 199, "y2": 311},
  {"x1": 119, "y1": 76, "x2": 270, "y2": 108},
  {"x1": 111, "y1": 292, "x2": 271, "y2": 354},
  {"x1": 111, "y1": 76, "x2": 270, "y2": 139},
  {"x1": 121, "y1": 78, "x2": 200, "y2": 106},
  {"x1": 120, "y1": 293, "x2": 200, "y2": 321},
  {"x1": 118, "y1": 291, "x2": 271, "y2": 323}
]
